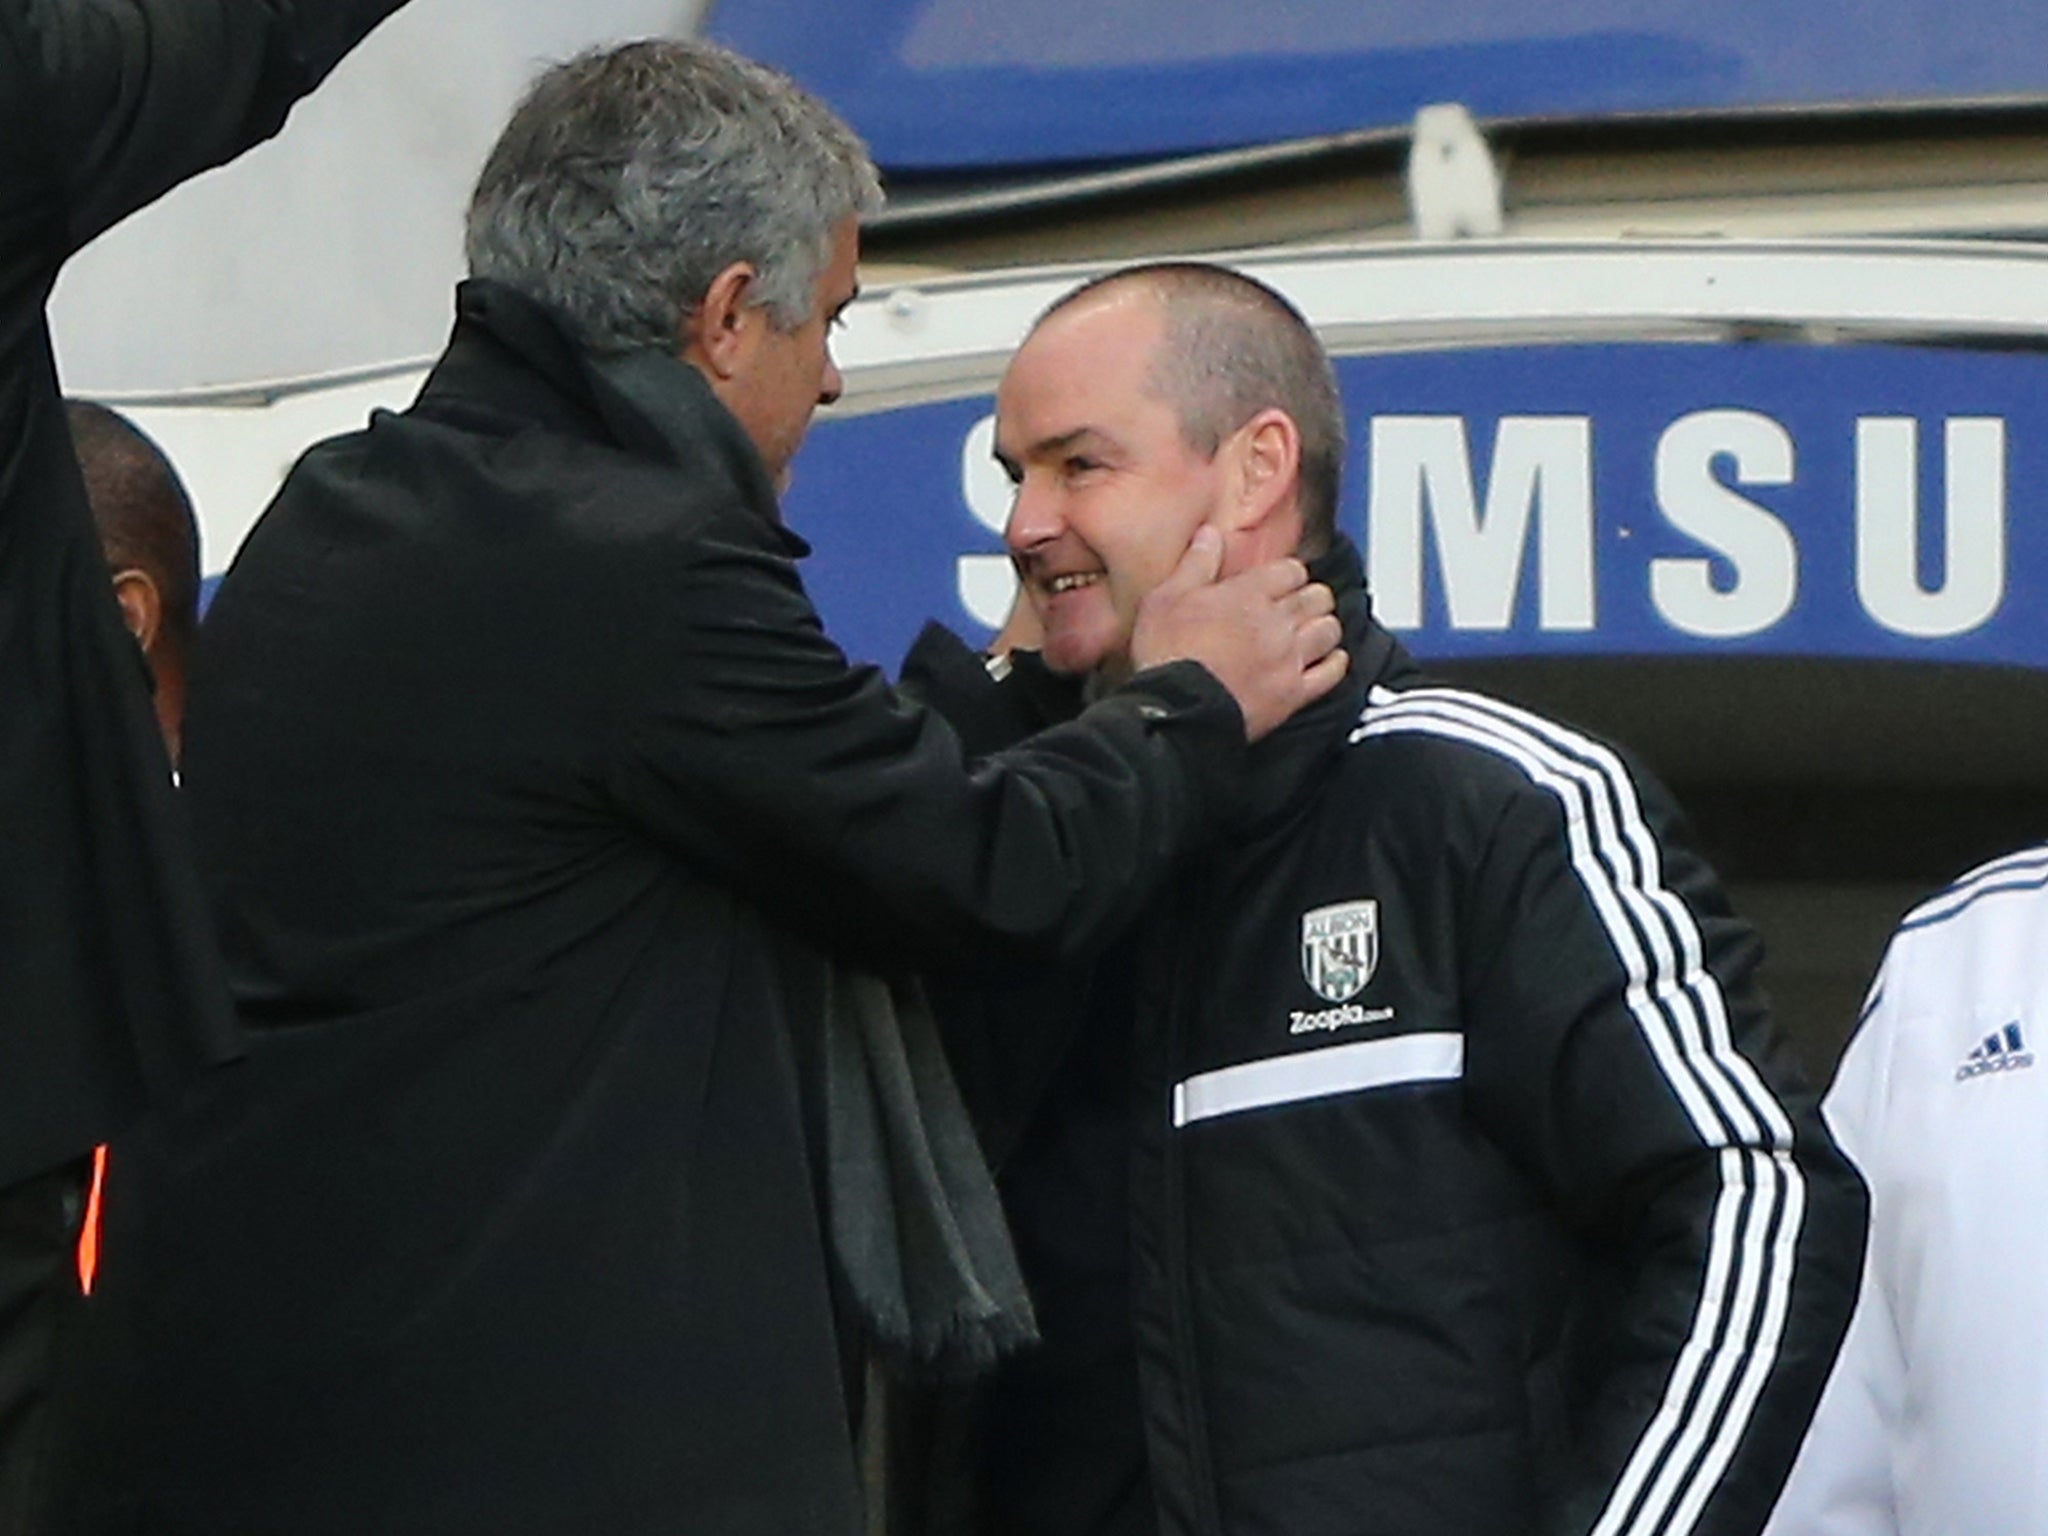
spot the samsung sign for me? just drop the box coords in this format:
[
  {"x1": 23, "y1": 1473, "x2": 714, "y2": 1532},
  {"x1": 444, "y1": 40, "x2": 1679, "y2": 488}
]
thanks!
[
  {"x1": 1345, "y1": 342, "x2": 2024, "y2": 660},
  {"x1": 783, "y1": 243, "x2": 2048, "y2": 673},
  {"x1": 788, "y1": 342, "x2": 2036, "y2": 671}
]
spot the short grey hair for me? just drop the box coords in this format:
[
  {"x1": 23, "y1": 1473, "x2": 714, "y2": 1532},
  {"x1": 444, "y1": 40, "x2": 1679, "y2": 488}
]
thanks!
[
  {"x1": 465, "y1": 39, "x2": 883, "y2": 353},
  {"x1": 1041, "y1": 263, "x2": 1345, "y2": 555}
]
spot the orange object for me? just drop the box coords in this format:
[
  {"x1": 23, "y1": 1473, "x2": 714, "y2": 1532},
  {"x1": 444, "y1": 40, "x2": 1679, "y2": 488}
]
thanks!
[{"x1": 76, "y1": 1143, "x2": 108, "y2": 1296}]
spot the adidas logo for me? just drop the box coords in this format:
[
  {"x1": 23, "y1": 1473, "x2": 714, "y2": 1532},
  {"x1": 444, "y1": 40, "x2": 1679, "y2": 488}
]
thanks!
[{"x1": 1956, "y1": 1022, "x2": 2036, "y2": 1082}]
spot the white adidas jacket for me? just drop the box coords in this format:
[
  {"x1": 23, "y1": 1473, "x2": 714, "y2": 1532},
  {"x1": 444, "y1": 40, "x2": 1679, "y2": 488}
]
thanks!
[{"x1": 1765, "y1": 845, "x2": 2048, "y2": 1536}]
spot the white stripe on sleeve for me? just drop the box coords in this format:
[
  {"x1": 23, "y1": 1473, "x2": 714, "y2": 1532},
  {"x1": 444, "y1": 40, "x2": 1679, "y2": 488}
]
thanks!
[{"x1": 1354, "y1": 684, "x2": 1805, "y2": 1536}]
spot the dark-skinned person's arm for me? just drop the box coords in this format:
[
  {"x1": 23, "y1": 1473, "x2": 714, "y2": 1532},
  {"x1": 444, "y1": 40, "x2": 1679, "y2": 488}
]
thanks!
[{"x1": 9, "y1": 0, "x2": 412, "y2": 258}]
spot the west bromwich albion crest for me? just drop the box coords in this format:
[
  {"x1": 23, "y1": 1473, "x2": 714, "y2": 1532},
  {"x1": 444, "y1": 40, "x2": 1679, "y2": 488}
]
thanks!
[{"x1": 1301, "y1": 900, "x2": 1379, "y2": 1003}]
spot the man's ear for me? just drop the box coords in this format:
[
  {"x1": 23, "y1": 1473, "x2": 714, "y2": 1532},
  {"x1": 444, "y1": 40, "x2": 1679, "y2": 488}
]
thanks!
[
  {"x1": 111, "y1": 568, "x2": 162, "y2": 653},
  {"x1": 1217, "y1": 407, "x2": 1305, "y2": 553},
  {"x1": 677, "y1": 260, "x2": 763, "y2": 379}
]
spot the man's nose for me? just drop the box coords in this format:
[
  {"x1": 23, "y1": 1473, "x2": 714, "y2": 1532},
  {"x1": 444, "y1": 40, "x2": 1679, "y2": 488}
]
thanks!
[
  {"x1": 1005, "y1": 475, "x2": 1060, "y2": 555},
  {"x1": 818, "y1": 353, "x2": 844, "y2": 406}
]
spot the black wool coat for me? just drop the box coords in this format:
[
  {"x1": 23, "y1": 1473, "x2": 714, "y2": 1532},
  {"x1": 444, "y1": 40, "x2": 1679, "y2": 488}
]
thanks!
[{"x1": 59, "y1": 281, "x2": 1251, "y2": 1535}]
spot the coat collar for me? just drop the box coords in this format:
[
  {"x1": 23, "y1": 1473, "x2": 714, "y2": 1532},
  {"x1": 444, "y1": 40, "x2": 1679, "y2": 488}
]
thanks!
[
  {"x1": 1230, "y1": 534, "x2": 1407, "y2": 832},
  {"x1": 414, "y1": 280, "x2": 807, "y2": 556}
]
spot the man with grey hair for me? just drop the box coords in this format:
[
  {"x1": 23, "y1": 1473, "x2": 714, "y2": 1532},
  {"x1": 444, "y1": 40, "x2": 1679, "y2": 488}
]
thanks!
[
  {"x1": 57, "y1": 44, "x2": 1344, "y2": 1536},
  {"x1": 902, "y1": 261, "x2": 1864, "y2": 1536}
]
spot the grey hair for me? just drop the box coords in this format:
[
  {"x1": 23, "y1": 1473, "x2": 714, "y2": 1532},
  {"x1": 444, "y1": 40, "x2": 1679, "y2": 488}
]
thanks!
[
  {"x1": 1041, "y1": 263, "x2": 1345, "y2": 555},
  {"x1": 465, "y1": 39, "x2": 883, "y2": 353}
]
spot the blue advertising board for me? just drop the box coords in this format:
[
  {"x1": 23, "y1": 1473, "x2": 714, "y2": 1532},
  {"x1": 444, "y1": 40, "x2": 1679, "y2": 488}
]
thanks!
[
  {"x1": 707, "y1": 0, "x2": 2048, "y2": 174},
  {"x1": 782, "y1": 339, "x2": 2043, "y2": 675}
]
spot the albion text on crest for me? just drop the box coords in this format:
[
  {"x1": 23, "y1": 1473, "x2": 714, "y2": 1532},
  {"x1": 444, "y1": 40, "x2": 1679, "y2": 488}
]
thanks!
[{"x1": 1301, "y1": 900, "x2": 1379, "y2": 1003}]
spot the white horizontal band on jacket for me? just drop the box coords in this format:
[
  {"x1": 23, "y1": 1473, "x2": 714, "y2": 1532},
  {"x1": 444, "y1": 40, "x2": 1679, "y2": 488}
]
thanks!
[
  {"x1": 1354, "y1": 683, "x2": 1803, "y2": 1536},
  {"x1": 1172, "y1": 1032, "x2": 1464, "y2": 1128}
]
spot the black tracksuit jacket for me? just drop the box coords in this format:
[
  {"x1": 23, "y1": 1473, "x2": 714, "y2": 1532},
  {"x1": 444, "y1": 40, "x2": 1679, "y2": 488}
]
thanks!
[{"x1": 907, "y1": 539, "x2": 1867, "y2": 1536}]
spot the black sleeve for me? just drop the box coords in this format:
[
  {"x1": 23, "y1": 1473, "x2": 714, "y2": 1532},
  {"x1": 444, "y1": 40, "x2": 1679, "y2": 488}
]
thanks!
[
  {"x1": 18, "y1": 0, "x2": 410, "y2": 254},
  {"x1": 898, "y1": 621, "x2": 1087, "y2": 759},
  {"x1": 602, "y1": 524, "x2": 1246, "y2": 979},
  {"x1": 1459, "y1": 747, "x2": 1867, "y2": 1536},
  {"x1": 896, "y1": 621, "x2": 1103, "y2": 1163}
]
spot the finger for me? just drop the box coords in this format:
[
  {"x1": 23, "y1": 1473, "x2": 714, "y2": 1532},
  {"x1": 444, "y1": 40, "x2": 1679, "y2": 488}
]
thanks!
[
  {"x1": 1295, "y1": 612, "x2": 1343, "y2": 667},
  {"x1": 1299, "y1": 644, "x2": 1351, "y2": 701},
  {"x1": 1217, "y1": 554, "x2": 1308, "y2": 601},
  {"x1": 1290, "y1": 581, "x2": 1336, "y2": 620},
  {"x1": 1155, "y1": 524, "x2": 1226, "y2": 597}
]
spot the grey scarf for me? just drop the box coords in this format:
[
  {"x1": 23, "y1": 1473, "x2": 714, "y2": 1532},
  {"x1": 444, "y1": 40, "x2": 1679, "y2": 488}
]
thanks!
[
  {"x1": 822, "y1": 966, "x2": 1037, "y2": 1373},
  {"x1": 591, "y1": 345, "x2": 1037, "y2": 1373}
]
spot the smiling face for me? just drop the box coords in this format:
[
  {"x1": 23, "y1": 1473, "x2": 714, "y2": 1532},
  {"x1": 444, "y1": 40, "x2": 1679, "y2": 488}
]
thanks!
[{"x1": 995, "y1": 289, "x2": 1231, "y2": 683}]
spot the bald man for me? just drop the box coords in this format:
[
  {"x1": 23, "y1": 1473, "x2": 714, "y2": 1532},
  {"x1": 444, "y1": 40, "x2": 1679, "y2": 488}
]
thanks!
[{"x1": 904, "y1": 262, "x2": 1866, "y2": 1536}]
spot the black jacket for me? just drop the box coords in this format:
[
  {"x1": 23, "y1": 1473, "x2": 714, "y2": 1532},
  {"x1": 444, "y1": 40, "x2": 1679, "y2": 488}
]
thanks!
[
  {"x1": 908, "y1": 540, "x2": 1867, "y2": 1536},
  {"x1": 0, "y1": 0, "x2": 408, "y2": 1186},
  {"x1": 60, "y1": 282, "x2": 1253, "y2": 1535}
]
